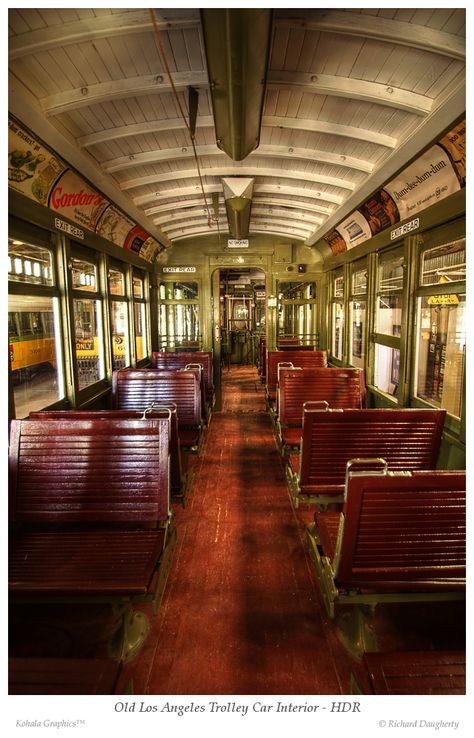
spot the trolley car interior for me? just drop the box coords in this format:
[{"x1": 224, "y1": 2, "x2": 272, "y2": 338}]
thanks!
[{"x1": 7, "y1": 7, "x2": 466, "y2": 704}]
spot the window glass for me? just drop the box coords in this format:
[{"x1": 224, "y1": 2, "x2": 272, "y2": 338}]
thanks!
[
  {"x1": 373, "y1": 249, "x2": 404, "y2": 398},
  {"x1": 74, "y1": 299, "x2": 105, "y2": 389},
  {"x1": 332, "y1": 302, "x2": 344, "y2": 360},
  {"x1": 276, "y1": 281, "x2": 317, "y2": 345},
  {"x1": 415, "y1": 295, "x2": 465, "y2": 417},
  {"x1": 133, "y1": 276, "x2": 144, "y2": 299},
  {"x1": 352, "y1": 268, "x2": 367, "y2": 296},
  {"x1": 9, "y1": 294, "x2": 64, "y2": 416},
  {"x1": 8, "y1": 240, "x2": 54, "y2": 286},
  {"x1": 108, "y1": 268, "x2": 125, "y2": 296},
  {"x1": 160, "y1": 282, "x2": 199, "y2": 300},
  {"x1": 349, "y1": 300, "x2": 366, "y2": 369},
  {"x1": 159, "y1": 303, "x2": 200, "y2": 349},
  {"x1": 349, "y1": 265, "x2": 367, "y2": 368},
  {"x1": 331, "y1": 270, "x2": 344, "y2": 360},
  {"x1": 159, "y1": 280, "x2": 200, "y2": 349},
  {"x1": 333, "y1": 275, "x2": 344, "y2": 298},
  {"x1": 374, "y1": 344, "x2": 400, "y2": 397},
  {"x1": 71, "y1": 257, "x2": 97, "y2": 291},
  {"x1": 110, "y1": 300, "x2": 129, "y2": 370},
  {"x1": 134, "y1": 303, "x2": 147, "y2": 361},
  {"x1": 420, "y1": 239, "x2": 465, "y2": 286},
  {"x1": 376, "y1": 251, "x2": 403, "y2": 336}
]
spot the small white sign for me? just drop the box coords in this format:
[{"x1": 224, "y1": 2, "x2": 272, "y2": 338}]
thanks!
[
  {"x1": 390, "y1": 217, "x2": 420, "y2": 240},
  {"x1": 163, "y1": 266, "x2": 197, "y2": 273},
  {"x1": 54, "y1": 217, "x2": 84, "y2": 239},
  {"x1": 227, "y1": 239, "x2": 249, "y2": 248}
]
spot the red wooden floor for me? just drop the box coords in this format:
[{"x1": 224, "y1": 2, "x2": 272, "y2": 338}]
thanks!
[{"x1": 122, "y1": 366, "x2": 350, "y2": 694}]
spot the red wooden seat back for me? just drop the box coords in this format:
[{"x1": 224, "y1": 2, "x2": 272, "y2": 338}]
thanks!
[
  {"x1": 29, "y1": 407, "x2": 183, "y2": 494},
  {"x1": 336, "y1": 470, "x2": 466, "y2": 588},
  {"x1": 9, "y1": 417, "x2": 170, "y2": 524},
  {"x1": 112, "y1": 368, "x2": 201, "y2": 428},
  {"x1": 299, "y1": 408, "x2": 446, "y2": 494},
  {"x1": 279, "y1": 367, "x2": 366, "y2": 425},
  {"x1": 151, "y1": 351, "x2": 213, "y2": 402},
  {"x1": 266, "y1": 349, "x2": 327, "y2": 394}
]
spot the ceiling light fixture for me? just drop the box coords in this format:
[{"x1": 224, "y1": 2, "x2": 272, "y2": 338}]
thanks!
[{"x1": 201, "y1": 9, "x2": 273, "y2": 161}]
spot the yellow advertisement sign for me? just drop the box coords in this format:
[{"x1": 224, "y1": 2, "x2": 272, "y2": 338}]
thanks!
[{"x1": 427, "y1": 294, "x2": 460, "y2": 305}]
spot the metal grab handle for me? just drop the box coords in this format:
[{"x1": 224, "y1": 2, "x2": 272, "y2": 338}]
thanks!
[
  {"x1": 277, "y1": 362, "x2": 296, "y2": 381},
  {"x1": 303, "y1": 400, "x2": 330, "y2": 412},
  {"x1": 141, "y1": 401, "x2": 173, "y2": 420},
  {"x1": 344, "y1": 457, "x2": 388, "y2": 489}
]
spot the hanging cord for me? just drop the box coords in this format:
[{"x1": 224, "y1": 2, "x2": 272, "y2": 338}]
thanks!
[{"x1": 150, "y1": 9, "x2": 214, "y2": 228}]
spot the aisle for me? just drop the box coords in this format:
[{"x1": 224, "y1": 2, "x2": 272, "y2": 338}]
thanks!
[{"x1": 126, "y1": 366, "x2": 348, "y2": 695}]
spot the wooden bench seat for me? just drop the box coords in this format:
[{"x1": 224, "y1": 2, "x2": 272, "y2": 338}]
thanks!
[
  {"x1": 265, "y1": 349, "x2": 327, "y2": 412},
  {"x1": 276, "y1": 367, "x2": 366, "y2": 453},
  {"x1": 287, "y1": 407, "x2": 446, "y2": 507},
  {"x1": 356, "y1": 650, "x2": 466, "y2": 695},
  {"x1": 9, "y1": 657, "x2": 126, "y2": 695},
  {"x1": 112, "y1": 368, "x2": 203, "y2": 452},
  {"x1": 29, "y1": 407, "x2": 188, "y2": 505},
  {"x1": 151, "y1": 351, "x2": 214, "y2": 418},
  {"x1": 9, "y1": 417, "x2": 176, "y2": 662},
  {"x1": 306, "y1": 466, "x2": 466, "y2": 621}
]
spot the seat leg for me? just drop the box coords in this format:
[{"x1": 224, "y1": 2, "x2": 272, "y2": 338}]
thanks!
[
  {"x1": 335, "y1": 605, "x2": 378, "y2": 661},
  {"x1": 109, "y1": 604, "x2": 150, "y2": 663}
]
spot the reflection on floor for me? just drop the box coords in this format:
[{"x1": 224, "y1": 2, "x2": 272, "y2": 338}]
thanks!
[{"x1": 10, "y1": 365, "x2": 465, "y2": 695}]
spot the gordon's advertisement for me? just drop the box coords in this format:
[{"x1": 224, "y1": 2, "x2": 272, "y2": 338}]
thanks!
[
  {"x1": 8, "y1": 116, "x2": 161, "y2": 263},
  {"x1": 48, "y1": 170, "x2": 109, "y2": 230}
]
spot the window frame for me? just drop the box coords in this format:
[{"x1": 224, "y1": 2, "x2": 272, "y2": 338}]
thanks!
[
  {"x1": 8, "y1": 228, "x2": 66, "y2": 415},
  {"x1": 410, "y1": 233, "x2": 466, "y2": 433}
]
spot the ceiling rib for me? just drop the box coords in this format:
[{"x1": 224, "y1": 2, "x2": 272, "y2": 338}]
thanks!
[
  {"x1": 276, "y1": 10, "x2": 466, "y2": 60},
  {"x1": 267, "y1": 71, "x2": 433, "y2": 116},
  {"x1": 134, "y1": 182, "x2": 342, "y2": 207},
  {"x1": 9, "y1": 10, "x2": 200, "y2": 59},
  {"x1": 103, "y1": 144, "x2": 373, "y2": 175},
  {"x1": 77, "y1": 117, "x2": 215, "y2": 148},
  {"x1": 120, "y1": 167, "x2": 356, "y2": 193},
  {"x1": 42, "y1": 72, "x2": 209, "y2": 116}
]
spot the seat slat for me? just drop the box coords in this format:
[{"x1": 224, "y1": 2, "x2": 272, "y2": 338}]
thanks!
[
  {"x1": 10, "y1": 529, "x2": 166, "y2": 595},
  {"x1": 292, "y1": 408, "x2": 446, "y2": 504},
  {"x1": 363, "y1": 651, "x2": 465, "y2": 695}
]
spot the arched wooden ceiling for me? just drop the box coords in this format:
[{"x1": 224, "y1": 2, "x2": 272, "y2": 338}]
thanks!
[{"x1": 8, "y1": 7, "x2": 465, "y2": 252}]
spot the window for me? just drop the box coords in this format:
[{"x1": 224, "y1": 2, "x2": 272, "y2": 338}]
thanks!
[
  {"x1": 331, "y1": 270, "x2": 344, "y2": 360},
  {"x1": 8, "y1": 238, "x2": 64, "y2": 417},
  {"x1": 373, "y1": 248, "x2": 404, "y2": 397},
  {"x1": 8, "y1": 240, "x2": 54, "y2": 286},
  {"x1": 159, "y1": 280, "x2": 200, "y2": 350},
  {"x1": 71, "y1": 251, "x2": 105, "y2": 390},
  {"x1": 108, "y1": 264, "x2": 130, "y2": 370},
  {"x1": 276, "y1": 281, "x2": 317, "y2": 346},
  {"x1": 133, "y1": 272, "x2": 148, "y2": 362},
  {"x1": 414, "y1": 239, "x2": 466, "y2": 418},
  {"x1": 349, "y1": 261, "x2": 367, "y2": 368}
]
